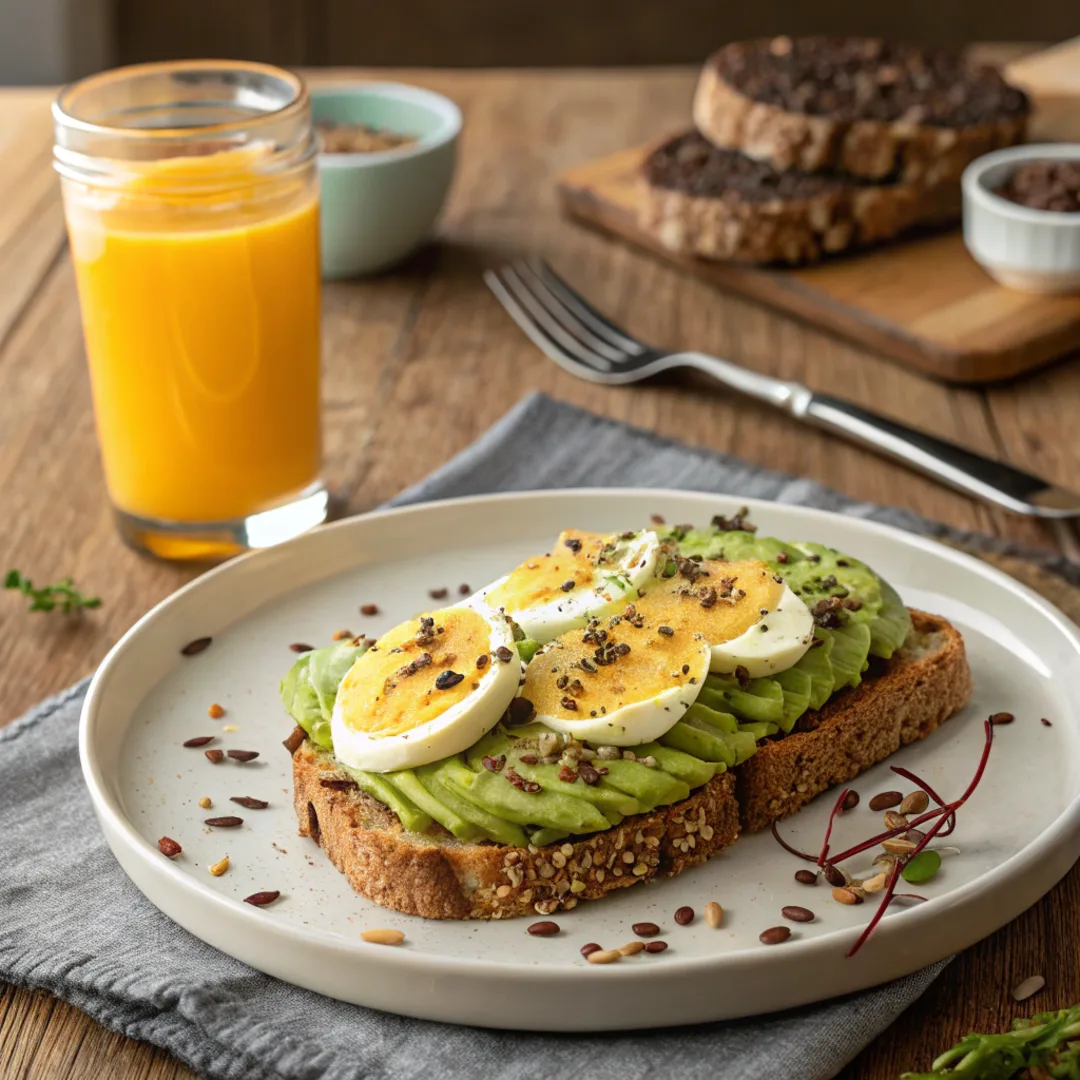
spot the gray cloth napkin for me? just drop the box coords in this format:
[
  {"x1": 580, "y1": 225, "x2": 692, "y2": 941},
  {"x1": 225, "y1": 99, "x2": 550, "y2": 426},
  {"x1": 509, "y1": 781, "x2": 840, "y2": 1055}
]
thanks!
[{"x1": 2, "y1": 393, "x2": 1070, "y2": 1080}]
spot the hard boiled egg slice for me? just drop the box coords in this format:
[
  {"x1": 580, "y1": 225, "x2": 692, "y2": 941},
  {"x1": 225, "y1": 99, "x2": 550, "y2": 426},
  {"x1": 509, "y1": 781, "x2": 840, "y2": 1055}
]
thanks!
[
  {"x1": 635, "y1": 558, "x2": 814, "y2": 678},
  {"x1": 330, "y1": 603, "x2": 520, "y2": 772},
  {"x1": 479, "y1": 529, "x2": 663, "y2": 644},
  {"x1": 520, "y1": 608, "x2": 711, "y2": 746}
]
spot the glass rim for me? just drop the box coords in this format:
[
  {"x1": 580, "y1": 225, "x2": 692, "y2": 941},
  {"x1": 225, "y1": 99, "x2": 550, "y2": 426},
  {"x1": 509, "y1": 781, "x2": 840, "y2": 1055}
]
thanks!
[{"x1": 53, "y1": 58, "x2": 308, "y2": 141}]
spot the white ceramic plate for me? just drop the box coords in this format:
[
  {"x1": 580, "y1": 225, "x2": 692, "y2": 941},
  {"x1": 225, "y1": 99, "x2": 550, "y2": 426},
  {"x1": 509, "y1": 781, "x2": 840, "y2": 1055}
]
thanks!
[{"x1": 81, "y1": 490, "x2": 1080, "y2": 1031}]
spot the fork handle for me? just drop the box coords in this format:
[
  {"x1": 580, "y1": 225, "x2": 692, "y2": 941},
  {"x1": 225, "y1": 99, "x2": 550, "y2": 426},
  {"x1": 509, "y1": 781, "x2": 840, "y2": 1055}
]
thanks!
[{"x1": 801, "y1": 393, "x2": 1053, "y2": 515}]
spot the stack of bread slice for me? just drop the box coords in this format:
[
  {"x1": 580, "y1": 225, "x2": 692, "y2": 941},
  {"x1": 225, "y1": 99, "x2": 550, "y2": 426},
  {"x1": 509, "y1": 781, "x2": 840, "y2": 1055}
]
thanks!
[{"x1": 639, "y1": 37, "x2": 1030, "y2": 264}]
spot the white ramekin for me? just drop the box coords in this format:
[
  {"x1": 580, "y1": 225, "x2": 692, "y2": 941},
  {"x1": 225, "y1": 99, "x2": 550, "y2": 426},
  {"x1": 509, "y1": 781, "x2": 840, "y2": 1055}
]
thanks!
[{"x1": 962, "y1": 143, "x2": 1080, "y2": 295}]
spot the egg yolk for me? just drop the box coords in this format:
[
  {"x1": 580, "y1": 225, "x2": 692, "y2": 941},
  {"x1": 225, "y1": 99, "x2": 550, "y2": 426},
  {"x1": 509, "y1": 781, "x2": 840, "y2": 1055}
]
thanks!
[
  {"x1": 485, "y1": 529, "x2": 614, "y2": 613},
  {"x1": 521, "y1": 605, "x2": 710, "y2": 723},
  {"x1": 336, "y1": 607, "x2": 496, "y2": 737},
  {"x1": 635, "y1": 558, "x2": 784, "y2": 642}
]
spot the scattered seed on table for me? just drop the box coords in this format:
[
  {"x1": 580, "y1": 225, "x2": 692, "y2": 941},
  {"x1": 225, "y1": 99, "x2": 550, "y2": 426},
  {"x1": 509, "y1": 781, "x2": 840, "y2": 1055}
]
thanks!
[
  {"x1": 208, "y1": 703, "x2": 225, "y2": 719},
  {"x1": 205, "y1": 816, "x2": 243, "y2": 828},
  {"x1": 181, "y1": 637, "x2": 212, "y2": 656},
  {"x1": 823, "y1": 864, "x2": 847, "y2": 887},
  {"x1": 361, "y1": 928, "x2": 405, "y2": 945},
  {"x1": 1012, "y1": 975, "x2": 1046, "y2": 1002},
  {"x1": 674, "y1": 906, "x2": 694, "y2": 926},
  {"x1": 795, "y1": 869, "x2": 818, "y2": 886},
  {"x1": 580, "y1": 942, "x2": 602, "y2": 958},
  {"x1": 527, "y1": 921, "x2": 559, "y2": 937},
  {"x1": 644, "y1": 941, "x2": 669, "y2": 954},
  {"x1": 841, "y1": 790, "x2": 860, "y2": 812},
  {"x1": 631, "y1": 921, "x2": 660, "y2": 937},
  {"x1": 704, "y1": 901, "x2": 723, "y2": 928},
  {"x1": 458, "y1": 584, "x2": 471, "y2": 596},
  {"x1": 901, "y1": 850, "x2": 941, "y2": 885},
  {"x1": 990, "y1": 711, "x2": 1015, "y2": 725},
  {"x1": 198, "y1": 797, "x2": 212, "y2": 809},
  {"x1": 231, "y1": 796, "x2": 268, "y2": 810},
  {"x1": 781, "y1": 905, "x2": 815, "y2": 923},
  {"x1": 899, "y1": 790, "x2": 930, "y2": 815},
  {"x1": 429, "y1": 587, "x2": 449, "y2": 600},
  {"x1": 759, "y1": 926, "x2": 791, "y2": 945},
  {"x1": 245, "y1": 891, "x2": 281, "y2": 907},
  {"x1": 869, "y1": 791, "x2": 903, "y2": 811},
  {"x1": 360, "y1": 604, "x2": 379, "y2": 616},
  {"x1": 1041, "y1": 717, "x2": 1053, "y2": 727},
  {"x1": 158, "y1": 837, "x2": 181, "y2": 857},
  {"x1": 331, "y1": 629, "x2": 353, "y2": 641},
  {"x1": 205, "y1": 749, "x2": 224, "y2": 764},
  {"x1": 619, "y1": 941, "x2": 645, "y2": 956},
  {"x1": 586, "y1": 949, "x2": 621, "y2": 965},
  {"x1": 209, "y1": 856, "x2": 230, "y2": 877},
  {"x1": 833, "y1": 887, "x2": 862, "y2": 905},
  {"x1": 289, "y1": 643, "x2": 313, "y2": 653},
  {"x1": 183, "y1": 736, "x2": 214, "y2": 748},
  {"x1": 227, "y1": 750, "x2": 259, "y2": 762}
]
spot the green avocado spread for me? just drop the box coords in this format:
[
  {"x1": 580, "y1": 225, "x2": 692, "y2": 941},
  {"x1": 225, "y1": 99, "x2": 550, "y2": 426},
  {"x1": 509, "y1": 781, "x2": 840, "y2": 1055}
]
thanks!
[{"x1": 280, "y1": 519, "x2": 912, "y2": 846}]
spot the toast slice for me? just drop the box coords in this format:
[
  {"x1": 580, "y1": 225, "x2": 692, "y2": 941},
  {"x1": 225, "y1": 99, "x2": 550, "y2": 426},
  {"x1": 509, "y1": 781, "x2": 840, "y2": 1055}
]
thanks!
[
  {"x1": 288, "y1": 609, "x2": 970, "y2": 920},
  {"x1": 638, "y1": 132, "x2": 960, "y2": 265},
  {"x1": 693, "y1": 37, "x2": 1029, "y2": 183}
]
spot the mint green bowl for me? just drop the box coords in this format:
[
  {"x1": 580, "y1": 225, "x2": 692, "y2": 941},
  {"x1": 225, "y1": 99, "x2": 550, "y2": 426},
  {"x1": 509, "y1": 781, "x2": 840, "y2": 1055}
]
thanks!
[{"x1": 311, "y1": 83, "x2": 461, "y2": 278}]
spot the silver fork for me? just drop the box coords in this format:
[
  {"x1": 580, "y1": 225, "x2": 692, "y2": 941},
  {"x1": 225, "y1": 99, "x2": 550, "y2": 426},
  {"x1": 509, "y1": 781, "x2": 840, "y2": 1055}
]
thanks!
[{"x1": 484, "y1": 259, "x2": 1080, "y2": 519}]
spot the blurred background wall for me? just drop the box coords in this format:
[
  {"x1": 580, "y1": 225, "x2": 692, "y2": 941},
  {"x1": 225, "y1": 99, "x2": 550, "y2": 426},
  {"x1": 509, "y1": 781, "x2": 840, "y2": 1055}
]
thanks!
[{"x1": 1, "y1": 0, "x2": 1077, "y2": 84}]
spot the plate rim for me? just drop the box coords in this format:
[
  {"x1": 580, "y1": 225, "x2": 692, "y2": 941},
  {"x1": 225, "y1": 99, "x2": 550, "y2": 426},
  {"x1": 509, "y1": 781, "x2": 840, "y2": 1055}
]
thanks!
[{"x1": 79, "y1": 489, "x2": 1080, "y2": 1000}]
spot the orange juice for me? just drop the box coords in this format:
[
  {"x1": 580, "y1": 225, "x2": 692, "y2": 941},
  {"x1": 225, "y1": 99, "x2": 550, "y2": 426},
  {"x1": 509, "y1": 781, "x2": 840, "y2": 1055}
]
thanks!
[{"x1": 63, "y1": 148, "x2": 321, "y2": 524}]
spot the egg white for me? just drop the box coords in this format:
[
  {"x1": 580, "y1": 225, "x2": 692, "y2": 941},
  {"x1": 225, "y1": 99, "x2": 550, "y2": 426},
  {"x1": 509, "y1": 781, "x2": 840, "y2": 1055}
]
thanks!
[
  {"x1": 708, "y1": 582, "x2": 814, "y2": 678},
  {"x1": 330, "y1": 601, "x2": 522, "y2": 773}
]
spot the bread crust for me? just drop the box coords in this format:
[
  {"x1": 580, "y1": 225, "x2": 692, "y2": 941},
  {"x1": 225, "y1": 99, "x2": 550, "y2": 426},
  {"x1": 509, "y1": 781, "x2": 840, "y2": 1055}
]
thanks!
[
  {"x1": 289, "y1": 608, "x2": 970, "y2": 918},
  {"x1": 693, "y1": 50, "x2": 1028, "y2": 183},
  {"x1": 638, "y1": 132, "x2": 961, "y2": 265}
]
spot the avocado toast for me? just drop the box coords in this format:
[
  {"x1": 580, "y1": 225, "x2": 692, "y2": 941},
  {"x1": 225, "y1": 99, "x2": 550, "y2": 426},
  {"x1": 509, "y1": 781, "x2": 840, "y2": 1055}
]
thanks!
[{"x1": 280, "y1": 517, "x2": 972, "y2": 920}]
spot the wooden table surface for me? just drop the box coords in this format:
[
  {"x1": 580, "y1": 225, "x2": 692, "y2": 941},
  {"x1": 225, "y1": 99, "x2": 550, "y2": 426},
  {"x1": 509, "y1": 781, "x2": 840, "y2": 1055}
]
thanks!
[{"x1": 3, "y1": 49, "x2": 1080, "y2": 1080}]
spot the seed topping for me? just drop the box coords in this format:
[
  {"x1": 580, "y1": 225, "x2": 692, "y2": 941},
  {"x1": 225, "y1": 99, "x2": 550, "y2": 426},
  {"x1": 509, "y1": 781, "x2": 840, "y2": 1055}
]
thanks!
[{"x1": 158, "y1": 836, "x2": 181, "y2": 857}]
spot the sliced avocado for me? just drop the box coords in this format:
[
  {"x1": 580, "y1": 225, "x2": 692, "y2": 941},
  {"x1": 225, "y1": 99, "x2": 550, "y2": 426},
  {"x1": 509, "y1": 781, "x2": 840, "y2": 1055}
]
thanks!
[
  {"x1": 737, "y1": 720, "x2": 779, "y2": 741},
  {"x1": 821, "y1": 621, "x2": 872, "y2": 691},
  {"x1": 711, "y1": 530, "x2": 805, "y2": 566},
  {"x1": 338, "y1": 764, "x2": 434, "y2": 834},
  {"x1": 773, "y1": 666, "x2": 813, "y2": 732},
  {"x1": 699, "y1": 676, "x2": 785, "y2": 725},
  {"x1": 510, "y1": 759, "x2": 642, "y2": 821},
  {"x1": 729, "y1": 729, "x2": 758, "y2": 764},
  {"x1": 634, "y1": 741, "x2": 718, "y2": 788},
  {"x1": 684, "y1": 701, "x2": 739, "y2": 734},
  {"x1": 446, "y1": 765, "x2": 611, "y2": 834},
  {"x1": 308, "y1": 641, "x2": 367, "y2": 719},
  {"x1": 417, "y1": 762, "x2": 529, "y2": 847},
  {"x1": 597, "y1": 759, "x2": 690, "y2": 809},
  {"x1": 786, "y1": 542, "x2": 883, "y2": 624},
  {"x1": 794, "y1": 633, "x2": 835, "y2": 710},
  {"x1": 464, "y1": 728, "x2": 520, "y2": 772},
  {"x1": 868, "y1": 575, "x2": 913, "y2": 659},
  {"x1": 385, "y1": 770, "x2": 485, "y2": 843},
  {"x1": 660, "y1": 720, "x2": 736, "y2": 766},
  {"x1": 517, "y1": 638, "x2": 541, "y2": 665},
  {"x1": 530, "y1": 828, "x2": 570, "y2": 847}
]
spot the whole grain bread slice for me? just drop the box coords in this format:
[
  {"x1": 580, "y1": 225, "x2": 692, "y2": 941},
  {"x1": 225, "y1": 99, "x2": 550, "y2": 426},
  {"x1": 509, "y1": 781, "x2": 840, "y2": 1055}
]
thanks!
[
  {"x1": 288, "y1": 608, "x2": 970, "y2": 919},
  {"x1": 638, "y1": 131, "x2": 960, "y2": 265},
  {"x1": 693, "y1": 37, "x2": 1029, "y2": 183}
]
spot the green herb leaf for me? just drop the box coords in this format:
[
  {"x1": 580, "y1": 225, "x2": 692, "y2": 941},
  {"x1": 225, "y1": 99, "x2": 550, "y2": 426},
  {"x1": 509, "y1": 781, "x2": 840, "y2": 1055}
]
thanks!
[
  {"x1": 900, "y1": 849, "x2": 941, "y2": 886},
  {"x1": 4, "y1": 570, "x2": 101, "y2": 615}
]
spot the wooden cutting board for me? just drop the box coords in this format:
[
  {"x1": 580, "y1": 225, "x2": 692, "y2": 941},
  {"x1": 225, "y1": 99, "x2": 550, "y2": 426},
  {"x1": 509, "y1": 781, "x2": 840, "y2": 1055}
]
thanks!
[{"x1": 557, "y1": 41, "x2": 1080, "y2": 384}]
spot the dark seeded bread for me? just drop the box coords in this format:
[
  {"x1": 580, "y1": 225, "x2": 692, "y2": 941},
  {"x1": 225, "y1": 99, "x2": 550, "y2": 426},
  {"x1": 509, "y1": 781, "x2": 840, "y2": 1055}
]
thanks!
[
  {"x1": 638, "y1": 131, "x2": 960, "y2": 265},
  {"x1": 693, "y1": 37, "x2": 1029, "y2": 183},
  {"x1": 289, "y1": 608, "x2": 970, "y2": 919},
  {"x1": 736, "y1": 610, "x2": 972, "y2": 832}
]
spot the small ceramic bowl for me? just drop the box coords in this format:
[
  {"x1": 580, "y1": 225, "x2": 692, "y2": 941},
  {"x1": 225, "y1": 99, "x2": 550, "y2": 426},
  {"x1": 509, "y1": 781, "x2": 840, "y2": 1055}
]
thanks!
[
  {"x1": 311, "y1": 82, "x2": 461, "y2": 278},
  {"x1": 962, "y1": 143, "x2": 1080, "y2": 295}
]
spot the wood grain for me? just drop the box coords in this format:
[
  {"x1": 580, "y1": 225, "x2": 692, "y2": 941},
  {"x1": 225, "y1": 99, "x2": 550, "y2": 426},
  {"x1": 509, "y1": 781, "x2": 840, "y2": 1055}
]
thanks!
[{"x1": 1, "y1": 53, "x2": 1078, "y2": 1080}]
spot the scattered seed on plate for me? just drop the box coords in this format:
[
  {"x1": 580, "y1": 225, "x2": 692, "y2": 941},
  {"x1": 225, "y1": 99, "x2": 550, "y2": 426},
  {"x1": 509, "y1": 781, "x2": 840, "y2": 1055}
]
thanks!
[
  {"x1": 1012, "y1": 975, "x2": 1046, "y2": 1002},
  {"x1": 884, "y1": 811, "x2": 909, "y2": 830},
  {"x1": 205, "y1": 749, "x2": 224, "y2": 764},
  {"x1": 429, "y1": 587, "x2": 449, "y2": 600},
  {"x1": 759, "y1": 926, "x2": 791, "y2": 945},
  {"x1": 833, "y1": 887, "x2": 862, "y2": 905},
  {"x1": 644, "y1": 941, "x2": 669, "y2": 954},
  {"x1": 781, "y1": 905, "x2": 814, "y2": 923},
  {"x1": 458, "y1": 584, "x2": 471, "y2": 596},
  {"x1": 868, "y1": 791, "x2": 903, "y2": 811},
  {"x1": 331, "y1": 629, "x2": 353, "y2": 641},
  {"x1": 360, "y1": 604, "x2": 379, "y2": 616},
  {"x1": 209, "y1": 856, "x2": 229, "y2": 877},
  {"x1": 899, "y1": 790, "x2": 930, "y2": 815},
  {"x1": 205, "y1": 816, "x2": 243, "y2": 828},
  {"x1": 586, "y1": 949, "x2": 622, "y2": 965},
  {"x1": 1041, "y1": 717, "x2": 1053, "y2": 727},
  {"x1": 631, "y1": 921, "x2": 660, "y2": 937},
  {"x1": 704, "y1": 901, "x2": 723, "y2": 928},
  {"x1": 183, "y1": 736, "x2": 214, "y2": 748},
  {"x1": 862, "y1": 871, "x2": 889, "y2": 894},
  {"x1": 882, "y1": 837, "x2": 919, "y2": 856},
  {"x1": 181, "y1": 637, "x2": 212, "y2": 657},
  {"x1": 227, "y1": 750, "x2": 259, "y2": 762},
  {"x1": 823, "y1": 864, "x2": 847, "y2": 887},
  {"x1": 795, "y1": 869, "x2": 818, "y2": 886},
  {"x1": 360, "y1": 928, "x2": 404, "y2": 945},
  {"x1": 207, "y1": 703, "x2": 225, "y2": 719},
  {"x1": 674, "y1": 906, "x2": 694, "y2": 926},
  {"x1": 990, "y1": 711, "x2": 1015, "y2": 725},
  {"x1": 158, "y1": 836, "x2": 181, "y2": 857},
  {"x1": 580, "y1": 942, "x2": 602, "y2": 958},
  {"x1": 231, "y1": 796, "x2": 268, "y2": 810},
  {"x1": 198, "y1": 797, "x2": 212, "y2": 809},
  {"x1": 527, "y1": 921, "x2": 559, "y2": 937},
  {"x1": 841, "y1": 790, "x2": 860, "y2": 812},
  {"x1": 244, "y1": 891, "x2": 281, "y2": 907},
  {"x1": 289, "y1": 643, "x2": 313, "y2": 653},
  {"x1": 619, "y1": 941, "x2": 645, "y2": 956}
]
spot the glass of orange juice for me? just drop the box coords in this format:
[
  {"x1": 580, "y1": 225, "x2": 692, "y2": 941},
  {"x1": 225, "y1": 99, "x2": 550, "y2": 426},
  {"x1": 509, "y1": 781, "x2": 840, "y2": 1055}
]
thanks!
[{"x1": 53, "y1": 60, "x2": 326, "y2": 561}]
